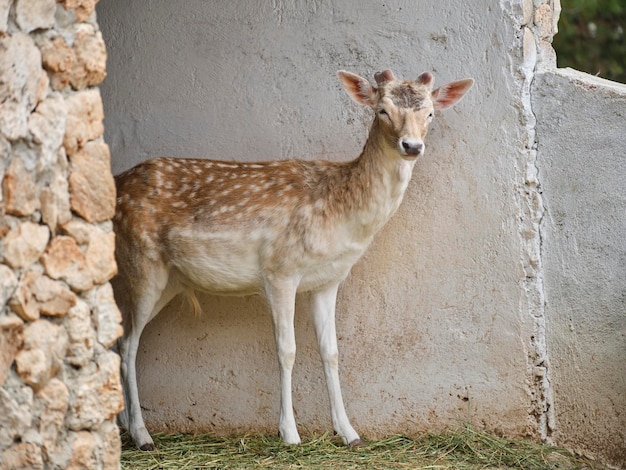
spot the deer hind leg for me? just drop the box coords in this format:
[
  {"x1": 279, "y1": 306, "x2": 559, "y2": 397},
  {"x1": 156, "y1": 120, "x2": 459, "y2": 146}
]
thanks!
[
  {"x1": 116, "y1": 264, "x2": 183, "y2": 451},
  {"x1": 310, "y1": 282, "x2": 362, "y2": 446},
  {"x1": 264, "y1": 276, "x2": 301, "y2": 444}
]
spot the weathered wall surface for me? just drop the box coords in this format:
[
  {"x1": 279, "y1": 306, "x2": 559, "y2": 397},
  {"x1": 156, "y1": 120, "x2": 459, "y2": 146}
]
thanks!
[
  {"x1": 0, "y1": 0, "x2": 123, "y2": 468},
  {"x1": 98, "y1": 0, "x2": 544, "y2": 445},
  {"x1": 532, "y1": 69, "x2": 626, "y2": 467}
]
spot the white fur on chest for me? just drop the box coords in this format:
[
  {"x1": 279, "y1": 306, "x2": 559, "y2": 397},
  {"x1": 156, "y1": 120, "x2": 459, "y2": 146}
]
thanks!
[{"x1": 355, "y1": 158, "x2": 414, "y2": 234}]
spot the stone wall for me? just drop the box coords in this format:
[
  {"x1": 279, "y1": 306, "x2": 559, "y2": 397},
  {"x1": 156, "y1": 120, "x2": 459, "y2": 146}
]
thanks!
[{"x1": 0, "y1": 0, "x2": 122, "y2": 469}]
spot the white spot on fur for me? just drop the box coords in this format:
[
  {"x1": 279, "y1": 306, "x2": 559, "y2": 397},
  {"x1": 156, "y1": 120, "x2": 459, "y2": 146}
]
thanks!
[{"x1": 216, "y1": 162, "x2": 238, "y2": 169}]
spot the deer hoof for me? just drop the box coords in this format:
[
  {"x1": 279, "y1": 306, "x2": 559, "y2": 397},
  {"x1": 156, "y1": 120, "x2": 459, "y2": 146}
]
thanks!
[
  {"x1": 139, "y1": 443, "x2": 156, "y2": 452},
  {"x1": 348, "y1": 438, "x2": 366, "y2": 447}
]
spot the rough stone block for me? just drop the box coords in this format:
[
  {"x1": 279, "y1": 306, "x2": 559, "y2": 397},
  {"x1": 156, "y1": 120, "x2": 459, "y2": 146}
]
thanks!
[
  {"x1": 40, "y1": 156, "x2": 72, "y2": 231},
  {"x1": 58, "y1": 0, "x2": 98, "y2": 23},
  {"x1": 534, "y1": 4, "x2": 554, "y2": 40},
  {"x1": 2, "y1": 157, "x2": 39, "y2": 216},
  {"x1": 15, "y1": 349, "x2": 49, "y2": 390},
  {"x1": 40, "y1": 35, "x2": 75, "y2": 73},
  {"x1": 0, "y1": 313, "x2": 24, "y2": 386},
  {"x1": 35, "y1": 275, "x2": 78, "y2": 317},
  {"x1": 95, "y1": 421, "x2": 122, "y2": 470},
  {"x1": 10, "y1": 269, "x2": 78, "y2": 321},
  {"x1": 87, "y1": 283, "x2": 123, "y2": 348},
  {"x1": 0, "y1": 384, "x2": 33, "y2": 448},
  {"x1": 61, "y1": 217, "x2": 97, "y2": 244},
  {"x1": 70, "y1": 28, "x2": 107, "y2": 90},
  {"x1": 0, "y1": 442, "x2": 43, "y2": 470},
  {"x1": 68, "y1": 351, "x2": 123, "y2": 430},
  {"x1": 0, "y1": 33, "x2": 47, "y2": 140},
  {"x1": 36, "y1": 378, "x2": 70, "y2": 459},
  {"x1": 86, "y1": 231, "x2": 117, "y2": 284},
  {"x1": 65, "y1": 299, "x2": 96, "y2": 367},
  {"x1": 28, "y1": 94, "x2": 67, "y2": 164},
  {"x1": 67, "y1": 431, "x2": 98, "y2": 470},
  {"x1": 39, "y1": 187, "x2": 58, "y2": 231},
  {"x1": 0, "y1": 263, "x2": 18, "y2": 307},
  {"x1": 1, "y1": 222, "x2": 50, "y2": 270},
  {"x1": 521, "y1": 0, "x2": 533, "y2": 26},
  {"x1": 15, "y1": 0, "x2": 56, "y2": 33},
  {"x1": 10, "y1": 270, "x2": 43, "y2": 322},
  {"x1": 40, "y1": 35, "x2": 76, "y2": 91},
  {"x1": 15, "y1": 320, "x2": 68, "y2": 391},
  {"x1": 69, "y1": 141, "x2": 116, "y2": 223},
  {"x1": 40, "y1": 236, "x2": 94, "y2": 292},
  {"x1": 63, "y1": 88, "x2": 104, "y2": 155},
  {"x1": 67, "y1": 431, "x2": 97, "y2": 470}
]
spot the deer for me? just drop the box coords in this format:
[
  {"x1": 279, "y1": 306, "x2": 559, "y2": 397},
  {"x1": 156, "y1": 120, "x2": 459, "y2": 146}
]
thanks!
[{"x1": 112, "y1": 69, "x2": 473, "y2": 451}]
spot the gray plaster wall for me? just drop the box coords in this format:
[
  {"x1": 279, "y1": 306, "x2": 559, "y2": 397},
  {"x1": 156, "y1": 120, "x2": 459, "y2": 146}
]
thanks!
[
  {"x1": 532, "y1": 69, "x2": 626, "y2": 466},
  {"x1": 96, "y1": 0, "x2": 626, "y2": 464}
]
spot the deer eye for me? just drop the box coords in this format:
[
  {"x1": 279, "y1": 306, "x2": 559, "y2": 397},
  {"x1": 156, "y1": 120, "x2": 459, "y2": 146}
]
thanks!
[
  {"x1": 427, "y1": 111, "x2": 434, "y2": 119},
  {"x1": 378, "y1": 109, "x2": 389, "y2": 117}
]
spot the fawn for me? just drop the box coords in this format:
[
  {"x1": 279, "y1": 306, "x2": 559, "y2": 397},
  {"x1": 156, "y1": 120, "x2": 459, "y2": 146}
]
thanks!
[{"x1": 112, "y1": 69, "x2": 473, "y2": 450}]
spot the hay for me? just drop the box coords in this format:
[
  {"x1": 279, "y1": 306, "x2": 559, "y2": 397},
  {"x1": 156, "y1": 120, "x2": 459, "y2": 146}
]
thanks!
[{"x1": 120, "y1": 425, "x2": 603, "y2": 469}]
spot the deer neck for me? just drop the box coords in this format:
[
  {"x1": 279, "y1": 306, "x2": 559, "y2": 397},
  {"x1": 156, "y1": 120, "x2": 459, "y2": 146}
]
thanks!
[{"x1": 339, "y1": 119, "x2": 416, "y2": 236}]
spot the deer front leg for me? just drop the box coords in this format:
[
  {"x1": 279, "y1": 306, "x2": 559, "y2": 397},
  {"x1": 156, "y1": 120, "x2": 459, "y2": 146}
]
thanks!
[
  {"x1": 264, "y1": 276, "x2": 301, "y2": 445},
  {"x1": 310, "y1": 282, "x2": 362, "y2": 446}
]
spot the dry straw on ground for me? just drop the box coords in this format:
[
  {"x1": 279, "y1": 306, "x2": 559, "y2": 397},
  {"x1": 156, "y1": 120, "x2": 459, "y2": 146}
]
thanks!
[{"x1": 120, "y1": 425, "x2": 603, "y2": 469}]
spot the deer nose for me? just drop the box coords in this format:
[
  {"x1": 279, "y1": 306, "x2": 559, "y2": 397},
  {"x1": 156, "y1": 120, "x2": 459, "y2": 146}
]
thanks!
[{"x1": 400, "y1": 138, "x2": 424, "y2": 156}]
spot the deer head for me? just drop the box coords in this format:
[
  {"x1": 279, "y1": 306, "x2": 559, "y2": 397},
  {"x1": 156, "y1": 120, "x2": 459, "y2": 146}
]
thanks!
[{"x1": 337, "y1": 69, "x2": 474, "y2": 159}]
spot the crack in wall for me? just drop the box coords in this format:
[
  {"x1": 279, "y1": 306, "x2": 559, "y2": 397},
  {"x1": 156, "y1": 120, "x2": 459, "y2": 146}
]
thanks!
[
  {"x1": 521, "y1": 26, "x2": 554, "y2": 443},
  {"x1": 501, "y1": 0, "x2": 558, "y2": 443}
]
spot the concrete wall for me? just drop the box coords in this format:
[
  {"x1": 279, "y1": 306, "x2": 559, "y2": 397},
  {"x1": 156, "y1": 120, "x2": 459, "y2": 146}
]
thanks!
[
  {"x1": 532, "y1": 69, "x2": 626, "y2": 466},
  {"x1": 97, "y1": 0, "x2": 625, "y2": 466},
  {"x1": 99, "y1": 0, "x2": 538, "y2": 439}
]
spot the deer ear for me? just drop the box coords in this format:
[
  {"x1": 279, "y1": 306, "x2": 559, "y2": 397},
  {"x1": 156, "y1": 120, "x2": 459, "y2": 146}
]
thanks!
[
  {"x1": 432, "y1": 78, "x2": 474, "y2": 110},
  {"x1": 337, "y1": 71, "x2": 377, "y2": 106}
]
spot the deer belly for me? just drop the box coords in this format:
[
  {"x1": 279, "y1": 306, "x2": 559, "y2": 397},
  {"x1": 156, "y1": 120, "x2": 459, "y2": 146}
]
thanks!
[{"x1": 166, "y1": 229, "x2": 263, "y2": 295}]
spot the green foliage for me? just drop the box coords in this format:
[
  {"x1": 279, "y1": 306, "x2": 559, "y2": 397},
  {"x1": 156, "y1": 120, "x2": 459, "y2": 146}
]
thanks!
[{"x1": 553, "y1": 0, "x2": 626, "y2": 83}]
